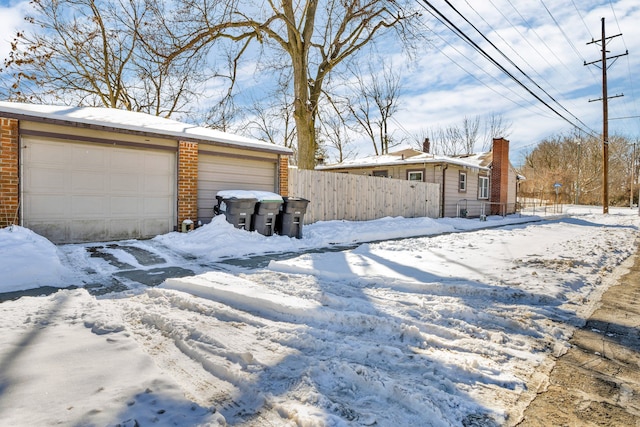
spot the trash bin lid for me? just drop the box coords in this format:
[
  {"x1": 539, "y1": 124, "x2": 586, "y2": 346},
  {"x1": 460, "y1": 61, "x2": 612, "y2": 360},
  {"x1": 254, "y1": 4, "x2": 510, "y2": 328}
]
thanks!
[
  {"x1": 252, "y1": 191, "x2": 284, "y2": 203},
  {"x1": 216, "y1": 190, "x2": 283, "y2": 202},
  {"x1": 217, "y1": 190, "x2": 258, "y2": 200}
]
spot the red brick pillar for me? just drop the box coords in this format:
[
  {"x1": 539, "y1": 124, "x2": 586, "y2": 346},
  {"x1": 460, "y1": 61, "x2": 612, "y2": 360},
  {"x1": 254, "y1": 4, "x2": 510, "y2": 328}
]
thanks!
[
  {"x1": 490, "y1": 137, "x2": 509, "y2": 215},
  {"x1": 1, "y1": 118, "x2": 20, "y2": 227},
  {"x1": 279, "y1": 155, "x2": 289, "y2": 197},
  {"x1": 177, "y1": 141, "x2": 199, "y2": 229}
]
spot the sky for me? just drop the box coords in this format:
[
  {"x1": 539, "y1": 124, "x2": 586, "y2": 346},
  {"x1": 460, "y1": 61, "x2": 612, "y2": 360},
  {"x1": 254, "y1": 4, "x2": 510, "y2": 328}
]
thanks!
[
  {"x1": 0, "y1": 207, "x2": 638, "y2": 425},
  {"x1": 0, "y1": 0, "x2": 639, "y2": 164},
  {"x1": 400, "y1": 0, "x2": 640, "y2": 164}
]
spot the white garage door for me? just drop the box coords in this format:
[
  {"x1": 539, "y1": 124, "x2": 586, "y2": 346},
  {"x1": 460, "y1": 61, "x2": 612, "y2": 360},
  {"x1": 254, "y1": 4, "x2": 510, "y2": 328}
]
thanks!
[
  {"x1": 198, "y1": 153, "x2": 277, "y2": 224},
  {"x1": 22, "y1": 138, "x2": 176, "y2": 243}
]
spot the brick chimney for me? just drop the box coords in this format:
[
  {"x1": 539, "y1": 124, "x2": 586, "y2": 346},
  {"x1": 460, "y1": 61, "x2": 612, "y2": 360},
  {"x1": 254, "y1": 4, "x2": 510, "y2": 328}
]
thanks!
[
  {"x1": 490, "y1": 137, "x2": 509, "y2": 215},
  {"x1": 422, "y1": 138, "x2": 430, "y2": 153}
]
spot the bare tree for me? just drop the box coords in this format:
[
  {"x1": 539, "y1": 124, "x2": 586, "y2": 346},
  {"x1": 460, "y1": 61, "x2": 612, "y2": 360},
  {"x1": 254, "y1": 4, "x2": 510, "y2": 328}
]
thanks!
[
  {"x1": 414, "y1": 113, "x2": 511, "y2": 156},
  {"x1": 243, "y1": 79, "x2": 298, "y2": 159},
  {"x1": 150, "y1": 0, "x2": 421, "y2": 169},
  {"x1": 346, "y1": 62, "x2": 402, "y2": 155},
  {"x1": 317, "y1": 94, "x2": 358, "y2": 163},
  {"x1": 518, "y1": 132, "x2": 635, "y2": 206},
  {"x1": 1, "y1": 0, "x2": 204, "y2": 117},
  {"x1": 482, "y1": 112, "x2": 512, "y2": 151},
  {"x1": 461, "y1": 115, "x2": 480, "y2": 154}
]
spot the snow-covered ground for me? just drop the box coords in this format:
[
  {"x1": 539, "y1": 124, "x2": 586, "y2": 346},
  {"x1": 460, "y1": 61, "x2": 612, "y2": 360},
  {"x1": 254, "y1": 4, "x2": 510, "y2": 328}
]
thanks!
[{"x1": 0, "y1": 206, "x2": 638, "y2": 426}]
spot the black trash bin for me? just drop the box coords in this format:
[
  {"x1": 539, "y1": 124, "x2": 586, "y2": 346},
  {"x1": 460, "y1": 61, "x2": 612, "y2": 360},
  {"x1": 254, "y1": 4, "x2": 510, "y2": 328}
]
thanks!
[
  {"x1": 251, "y1": 194, "x2": 283, "y2": 236},
  {"x1": 215, "y1": 194, "x2": 257, "y2": 230},
  {"x1": 276, "y1": 197, "x2": 309, "y2": 238}
]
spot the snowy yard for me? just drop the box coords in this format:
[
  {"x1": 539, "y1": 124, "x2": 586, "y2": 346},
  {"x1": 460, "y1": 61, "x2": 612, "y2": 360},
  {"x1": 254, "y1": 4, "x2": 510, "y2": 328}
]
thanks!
[{"x1": 0, "y1": 207, "x2": 638, "y2": 426}]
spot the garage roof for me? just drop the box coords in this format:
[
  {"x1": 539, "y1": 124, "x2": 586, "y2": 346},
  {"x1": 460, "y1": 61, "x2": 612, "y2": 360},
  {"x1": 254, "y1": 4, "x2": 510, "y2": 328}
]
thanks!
[{"x1": 0, "y1": 101, "x2": 291, "y2": 155}]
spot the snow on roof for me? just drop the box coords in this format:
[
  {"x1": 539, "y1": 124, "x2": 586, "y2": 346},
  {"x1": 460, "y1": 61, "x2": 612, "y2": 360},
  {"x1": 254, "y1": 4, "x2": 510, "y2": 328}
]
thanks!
[
  {"x1": 317, "y1": 149, "x2": 491, "y2": 171},
  {"x1": 0, "y1": 101, "x2": 291, "y2": 155}
]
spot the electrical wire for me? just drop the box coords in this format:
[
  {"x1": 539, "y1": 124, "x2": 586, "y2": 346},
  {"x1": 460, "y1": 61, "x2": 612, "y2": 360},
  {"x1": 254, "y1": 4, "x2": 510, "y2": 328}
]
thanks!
[
  {"x1": 419, "y1": 0, "x2": 597, "y2": 137},
  {"x1": 539, "y1": 0, "x2": 585, "y2": 64},
  {"x1": 487, "y1": 0, "x2": 576, "y2": 78},
  {"x1": 464, "y1": 0, "x2": 585, "y2": 120},
  {"x1": 608, "y1": 0, "x2": 640, "y2": 136},
  {"x1": 415, "y1": 14, "x2": 552, "y2": 118},
  {"x1": 572, "y1": 0, "x2": 594, "y2": 40}
]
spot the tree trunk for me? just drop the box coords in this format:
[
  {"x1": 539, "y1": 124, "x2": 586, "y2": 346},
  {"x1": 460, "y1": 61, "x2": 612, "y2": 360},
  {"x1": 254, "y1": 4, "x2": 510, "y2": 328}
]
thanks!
[
  {"x1": 295, "y1": 106, "x2": 317, "y2": 170},
  {"x1": 291, "y1": 56, "x2": 316, "y2": 169}
]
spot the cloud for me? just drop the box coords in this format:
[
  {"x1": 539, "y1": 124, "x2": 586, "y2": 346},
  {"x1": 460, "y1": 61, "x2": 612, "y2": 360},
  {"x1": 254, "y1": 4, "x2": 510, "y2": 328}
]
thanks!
[{"x1": 380, "y1": 0, "x2": 640, "y2": 160}]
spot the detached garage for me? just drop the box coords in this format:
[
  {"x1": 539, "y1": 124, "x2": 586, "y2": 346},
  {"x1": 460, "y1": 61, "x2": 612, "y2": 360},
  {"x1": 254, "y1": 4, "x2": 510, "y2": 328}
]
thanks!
[{"x1": 0, "y1": 102, "x2": 291, "y2": 243}]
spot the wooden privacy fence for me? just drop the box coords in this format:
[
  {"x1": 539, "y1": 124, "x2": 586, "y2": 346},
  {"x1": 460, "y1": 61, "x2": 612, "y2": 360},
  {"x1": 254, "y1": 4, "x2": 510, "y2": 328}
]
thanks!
[{"x1": 288, "y1": 169, "x2": 441, "y2": 224}]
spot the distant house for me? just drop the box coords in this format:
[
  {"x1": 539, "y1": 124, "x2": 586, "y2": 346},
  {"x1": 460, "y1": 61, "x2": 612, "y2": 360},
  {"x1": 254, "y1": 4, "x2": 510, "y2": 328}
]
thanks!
[
  {"x1": 0, "y1": 102, "x2": 291, "y2": 243},
  {"x1": 317, "y1": 138, "x2": 521, "y2": 218}
]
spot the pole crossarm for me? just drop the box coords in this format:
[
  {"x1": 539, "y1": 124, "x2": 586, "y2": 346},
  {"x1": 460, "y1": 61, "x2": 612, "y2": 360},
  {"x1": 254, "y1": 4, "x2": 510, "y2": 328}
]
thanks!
[{"x1": 588, "y1": 93, "x2": 624, "y2": 103}]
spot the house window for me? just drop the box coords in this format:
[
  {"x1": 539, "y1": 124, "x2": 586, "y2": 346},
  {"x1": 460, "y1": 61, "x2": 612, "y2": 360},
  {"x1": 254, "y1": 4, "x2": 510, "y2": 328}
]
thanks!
[
  {"x1": 407, "y1": 170, "x2": 423, "y2": 181},
  {"x1": 372, "y1": 170, "x2": 388, "y2": 177},
  {"x1": 459, "y1": 171, "x2": 467, "y2": 192},
  {"x1": 478, "y1": 176, "x2": 489, "y2": 199}
]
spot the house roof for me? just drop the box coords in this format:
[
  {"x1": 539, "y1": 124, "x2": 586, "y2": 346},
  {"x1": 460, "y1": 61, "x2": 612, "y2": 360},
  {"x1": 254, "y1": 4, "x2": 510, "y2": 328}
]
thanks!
[
  {"x1": 317, "y1": 148, "x2": 491, "y2": 171},
  {"x1": 0, "y1": 101, "x2": 291, "y2": 155}
]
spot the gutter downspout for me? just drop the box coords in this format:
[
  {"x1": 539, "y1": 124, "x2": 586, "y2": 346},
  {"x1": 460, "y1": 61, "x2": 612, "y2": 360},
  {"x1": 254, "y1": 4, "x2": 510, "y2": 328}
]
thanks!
[{"x1": 441, "y1": 163, "x2": 448, "y2": 218}]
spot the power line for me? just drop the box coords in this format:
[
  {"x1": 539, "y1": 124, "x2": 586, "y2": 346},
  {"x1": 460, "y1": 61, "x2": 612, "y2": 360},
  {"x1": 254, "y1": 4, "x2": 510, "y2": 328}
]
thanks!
[
  {"x1": 608, "y1": 0, "x2": 640, "y2": 135},
  {"x1": 415, "y1": 14, "x2": 553, "y2": 118},
  {"x1": 418, "y1": 0, "x2": 597, "y2": 137},
  {"x1": 572, "y1": 0, "x2": 594, "y2": 39},
  {"x1": 487, "y1": 0, "x2": 575, "y2": 77},
  {"x1": 465, "y1": 0, "x2": 588, "y2": 121},
  {"x1": 505, "y1": 1, "x2": 599, "y2": 85},
  {"x1": 539, "y1": 0, "x2": 585, "y2": 63}
]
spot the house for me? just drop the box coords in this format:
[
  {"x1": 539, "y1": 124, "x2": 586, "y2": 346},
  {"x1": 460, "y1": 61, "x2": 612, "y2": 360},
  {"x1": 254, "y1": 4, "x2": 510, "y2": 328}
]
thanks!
[
  {"x1": 316, "y1": 138, "x2": 520, "y2": 218},
  {"x1": 0, "y1": 102, "x2": 291, "y2": 243}
]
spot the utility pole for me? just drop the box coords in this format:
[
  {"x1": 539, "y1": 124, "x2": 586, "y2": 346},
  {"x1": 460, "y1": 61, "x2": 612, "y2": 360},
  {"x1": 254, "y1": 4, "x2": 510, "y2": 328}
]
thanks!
[
  {"x1": 575, "y1": 140, "x2": 581, "y2": 205},
  {"x1": 585, "y1": 17, "x2": 627, "y2": 214},
  {"x1": 632, "y1": 142, "x2": 637, "y2": 208}
]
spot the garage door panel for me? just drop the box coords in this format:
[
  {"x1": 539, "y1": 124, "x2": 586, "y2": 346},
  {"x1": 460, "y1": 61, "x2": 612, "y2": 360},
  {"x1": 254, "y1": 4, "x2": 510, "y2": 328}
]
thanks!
[
  {"x1": 111, "y1": 196, "x2": 141, "y2": 216},
  {"x1": 26, "y1": 194, "x2": 67, "y2": 217},
  {"x1": 144, "y1": 197, "x2": 173, "y2": 215},
  {"x1": 111, "y1": 149, "x2": 142, "y2": 170},
  {"x1": 70, "y1": 220, "x2": 108, "y2": 242},
  {"x1": 108, "y1": 219, "x2": 141, "y2": 240},
  {"x1": 143, "y1": 218, "x2": 172, "y2": 236},
  {"x1": 145, "y1": 151, "x2": 173, "y2": 171},
  {"x1": 71, "y1": 195, "x2": 106, "y2": 216},
  {"x1": 29, "y1": 141, "x2": 66, "y2": 165},
  {"x1": 144, "y1": 175, "x2": 173, "y2": 194},
  {"x1": 72, "y1": 145, "x2": 108, "y2": 169},
  {"x1": 110, "y1": 173, "x2": 141, "y2": 193},
  {"x1": 27, "y1": 168, "x2": 67, "y2": 191},
  {"x1": 72, "y1": 171, "x2": 107, "y2": 192},
  {"x1": 23, "y1": 138, "x2": 176, "y2": 243},
  {"x1": 28, "y1": 221, "x2": 68, "y2": 243}
]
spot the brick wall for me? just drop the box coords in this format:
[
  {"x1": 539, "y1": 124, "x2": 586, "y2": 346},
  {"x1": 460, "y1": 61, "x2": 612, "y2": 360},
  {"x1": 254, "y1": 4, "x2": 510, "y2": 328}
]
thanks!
[
  {"x1": 177, "y1": 141, "x2": 199, "y2": 228},
  {"x1": 279, "y1": 155, "x2": 289, "y2": 197},
  {"x1": 1, "y1": 118, "x2": 20, "y2": 227},
  {"x1": 490, "y1": 137, "x2": 509, "y2": 214}
]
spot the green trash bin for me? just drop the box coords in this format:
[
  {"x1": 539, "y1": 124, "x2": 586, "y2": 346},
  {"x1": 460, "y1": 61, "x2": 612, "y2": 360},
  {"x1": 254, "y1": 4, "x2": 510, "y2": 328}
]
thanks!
[{"x1": 251, "y1": 192, "x2": 283, "y2": 236}]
